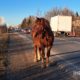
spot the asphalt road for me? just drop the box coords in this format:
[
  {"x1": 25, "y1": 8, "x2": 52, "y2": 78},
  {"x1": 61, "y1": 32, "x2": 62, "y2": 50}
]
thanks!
[{"x1": 1, "y1": 32, "x2": 80, "y2": 80}]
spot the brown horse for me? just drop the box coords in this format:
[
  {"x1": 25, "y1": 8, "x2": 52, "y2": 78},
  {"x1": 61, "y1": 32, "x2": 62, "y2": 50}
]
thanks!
[{"x1": 31, "y1": 17, "x2": 54, "y2": 68}]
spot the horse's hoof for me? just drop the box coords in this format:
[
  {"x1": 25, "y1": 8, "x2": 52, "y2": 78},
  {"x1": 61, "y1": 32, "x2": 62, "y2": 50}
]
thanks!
[
  {"x1": 34, "y1": 59, "x2": 38, "y2": 62},
  {"x1": 37, "y1": 55, "x2": 41, "y2": 61},
  {"x1": 46, "y1": 63, "x2": 50, "y2": 67},
  {"x1": 41, "y1": 64, "x2": 46, "y2": 68},
  {"x1": 37, "y1": 58, "x2": 41, "y2": 62}
]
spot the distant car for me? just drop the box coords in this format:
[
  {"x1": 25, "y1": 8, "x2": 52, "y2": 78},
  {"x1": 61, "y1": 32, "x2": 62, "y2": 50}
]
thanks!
[
  {"x1": 21, "y1": 29, "x2": 26, "y2": 33},
  {"x1": 21, "y1": 28, "x2": 31, "y2": 34},
  {"x1": 26, "y1": 29, "x2": 31, "y2": 34},
  {"x1": 14, "y1": 29, "x2": 21, "y2": 32}
]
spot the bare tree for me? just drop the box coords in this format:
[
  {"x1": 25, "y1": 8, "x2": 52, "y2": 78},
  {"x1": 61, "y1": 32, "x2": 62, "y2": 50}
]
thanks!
[
  {"x1": 44, "y1": 7, "x2": 75, "y2": 21},
  {"x1": 60, "y1": 8, "x2": 74, "y2": 16},
  {"x1": 44, "y1": 7, "x2": 60, "y2": 21}
]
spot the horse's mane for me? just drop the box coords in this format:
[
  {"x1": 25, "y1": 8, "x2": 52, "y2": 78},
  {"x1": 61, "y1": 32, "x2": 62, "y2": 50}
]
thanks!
[
  {"x1": 32, "y1": 17, "x2": 53, "y2": 38},
  {"x1": 32, "y1": 17, "x2": 52, "y2": 32},
  {"x1": 34, "y1": 17, "x2": 50, "y2": 28}
]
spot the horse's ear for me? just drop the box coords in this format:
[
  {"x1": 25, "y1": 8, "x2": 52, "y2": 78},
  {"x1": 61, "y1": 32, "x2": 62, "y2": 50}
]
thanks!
[
  {"x1": 36, "y1": 17, "x2": 41, "y2": 21},
  {"x1": 32, "y1": 16, "x2": 38, "y2": 21}
]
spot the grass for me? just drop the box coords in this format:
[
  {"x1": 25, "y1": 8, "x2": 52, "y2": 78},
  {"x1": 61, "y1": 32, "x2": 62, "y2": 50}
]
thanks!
[{"x1": 0, "y1": 33, "x2": 9, "y2": 75}]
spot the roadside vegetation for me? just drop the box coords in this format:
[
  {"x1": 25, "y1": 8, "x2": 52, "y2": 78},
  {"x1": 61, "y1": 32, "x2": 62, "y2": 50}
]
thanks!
[
  {"x1": 20, "y1": 7, "x2": 80, "y2": 36},
  {"x1": 0, "y1": 25, "x2": 9, "y2": 76},
  {"x1": 44, "y1": 7, "x2": 80, "y2": 36}
]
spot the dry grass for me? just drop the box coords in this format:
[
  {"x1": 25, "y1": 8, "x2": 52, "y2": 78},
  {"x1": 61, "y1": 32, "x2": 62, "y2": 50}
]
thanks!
[
  {"x1": 0, "y1": 33, "x2": 9, "y2": 48},
  {"x1": 0, "y1": 33, "x2": 9, "y2": 75}
]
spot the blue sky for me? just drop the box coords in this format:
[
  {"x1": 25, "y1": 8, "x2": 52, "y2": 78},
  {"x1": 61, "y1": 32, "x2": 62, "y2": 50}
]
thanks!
[{"x1": 0, "y1": 0, "x2": 80, "y2": 26}]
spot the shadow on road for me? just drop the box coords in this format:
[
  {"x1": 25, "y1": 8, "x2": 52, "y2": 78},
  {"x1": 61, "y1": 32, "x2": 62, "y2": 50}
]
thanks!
[
  {"x1": 51, "y1": 50, "x2": 80, "y2": 57},
  {"x1": 4, "y1": 60, "x2": 75, "y2": 80}
]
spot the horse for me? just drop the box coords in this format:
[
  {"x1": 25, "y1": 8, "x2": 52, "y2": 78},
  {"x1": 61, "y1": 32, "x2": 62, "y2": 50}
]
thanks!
[{"x1": 31, "y1": 17, "x2": 54, "y2": 68}]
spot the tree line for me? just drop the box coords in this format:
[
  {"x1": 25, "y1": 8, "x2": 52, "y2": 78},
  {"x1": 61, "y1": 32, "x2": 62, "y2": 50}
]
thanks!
[
  {"x1": 20, "y1": 7, "x2": 80, "y2": 28},
  {"x1": 44, "y1": 7, "x2": 79, "y2": 21}
]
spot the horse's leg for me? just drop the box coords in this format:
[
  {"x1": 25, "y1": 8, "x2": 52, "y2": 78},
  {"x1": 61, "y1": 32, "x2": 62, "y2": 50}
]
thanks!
[
  {"x1": 37, "y1": 48, "x2": 41, "y2": 61},
  {"x1": 39, "y1": 47, "x2": 45, "y2": 68},
  {"x1": 34, "y1": 45, "x2": 38, "y2": 62},
  {"x1": 46, "y1": 46, "x2": 51, "y2": 67}
]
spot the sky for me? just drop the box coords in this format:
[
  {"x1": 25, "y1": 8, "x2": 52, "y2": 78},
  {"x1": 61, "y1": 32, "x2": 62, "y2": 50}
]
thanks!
[{"x1": 0, "y1": 0, "x2": 80, "y2": 26}]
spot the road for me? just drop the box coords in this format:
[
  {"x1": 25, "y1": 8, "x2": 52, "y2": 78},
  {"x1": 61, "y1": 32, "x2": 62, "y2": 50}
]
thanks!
[{"x1": 1, "y1": 32, "x2": 80, "y2": 80}]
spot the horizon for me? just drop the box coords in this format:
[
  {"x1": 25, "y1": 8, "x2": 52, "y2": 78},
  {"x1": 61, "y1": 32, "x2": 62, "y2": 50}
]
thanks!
[{"x1": 0, "y1": 0, "x2": 80, "y2": 26}]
